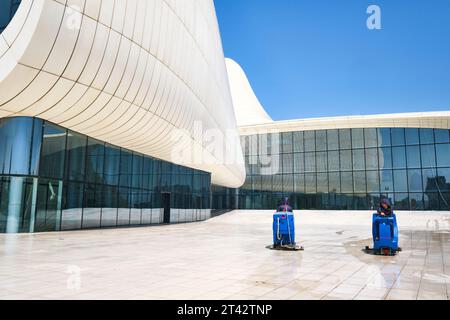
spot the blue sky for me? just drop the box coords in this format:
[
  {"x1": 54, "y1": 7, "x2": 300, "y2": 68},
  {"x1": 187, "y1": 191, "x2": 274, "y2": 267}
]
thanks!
[{"x1": 214, "y1": 0, "x2": 450, "y2": 121}]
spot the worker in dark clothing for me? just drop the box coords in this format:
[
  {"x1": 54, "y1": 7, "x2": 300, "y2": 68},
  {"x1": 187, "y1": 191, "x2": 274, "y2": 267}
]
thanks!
[
  {"x1": 277, "y1": 197, "x2": 293, "y2": 213},
  {"x1": 377, "y1": 198, "x2": 393, "y2": 216},
  {"x1": 375, "y1": 199, "x2": 394, "y2": 240}
]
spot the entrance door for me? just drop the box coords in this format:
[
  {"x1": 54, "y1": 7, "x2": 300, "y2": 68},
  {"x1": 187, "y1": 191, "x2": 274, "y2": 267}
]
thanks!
[{"x1": 162, "y1": 193, "x2": 171, "y2": 224}]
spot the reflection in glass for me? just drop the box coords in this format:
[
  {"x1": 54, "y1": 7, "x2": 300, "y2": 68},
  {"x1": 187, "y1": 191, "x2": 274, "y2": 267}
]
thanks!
[
  {"x1": 378, "y1": 147, "x2": 392, "y2": 169},
  {"x1": 352, "y1": 149, "x2": 365, "y2": 171},
  {"x1": 434, "y1": 129, "x2": 450, "y2": 144},
  {"x1": 436, "y1": 144, "x2": 450, "y2": 167},
  {"x1": 378, "y1": 128, "x2": 391, "y2": 147},
  {"x1": 391, "y1": 128, "x2": 405, "y2": 146},
  {"x1": 364, "y1": 128, "x2": 378, "y2": 148},
  {"x1": 316, "y1": 131, "x2": 327, "y2": 151},
  {"x1": 408, "y1": 169, "x2": 423, "y2": 192},
  {"x1": 304, "y1": 131, "x2": 315, "y2": 152},
  {"x1": 420, "y1": 129, "x2": 434, "y2": 145},
  {"x1": 365, "y1": 148, "x2": 378, "y2": 170},
  {"x1": 293, "y1": 132, "x2": 304, "y2": 153},
  {"x1": 393, "y1": 170, "x2": 408, "y2": 192},
  {"x1": 392, "y1": 147, "x2": 406, "y2": 169},
  {"x1": 353, "y1": 171, "x2": 366, "y2": 194},
  {"x1": 366, "y1": 171, "x2": 380, "y2": 193},
  {"x1": 405, "y1": 128, "x2": 419, "y2": 145},
  {"x1": 421, "y1": 145, "x2": 436, "y2": 168},
  {"x1": 380, "y1": 170, "x2": 394, "y2": 193},
  {"x1": 327, "y1": 130, "x2": 339, "y2": 151},
  {"x1": 339, "y1": 129, "x2": 351, "y2": 149},
  {"x1": 352, "y1": 129, "x2": 364, "y2": 149},
  {"x1": 406, "y1": 146, "x2": 421, "y2": 168}
]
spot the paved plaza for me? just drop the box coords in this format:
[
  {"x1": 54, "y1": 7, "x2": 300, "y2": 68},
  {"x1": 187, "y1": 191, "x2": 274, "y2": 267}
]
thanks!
[{"x1": 1, "y1": 210, "x2": 449, "y2": 300}]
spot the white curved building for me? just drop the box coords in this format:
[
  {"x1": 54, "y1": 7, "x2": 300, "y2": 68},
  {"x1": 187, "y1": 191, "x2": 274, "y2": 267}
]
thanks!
[
  {"x1": 0, "y1": 0, "x2": 248, "y2": 233},
  {"x1": 0, "y1": 0, "x2": 245, "y2": 188},
  {"x1": 225, "y1": 58, "x2": 273, "y2": 127}
]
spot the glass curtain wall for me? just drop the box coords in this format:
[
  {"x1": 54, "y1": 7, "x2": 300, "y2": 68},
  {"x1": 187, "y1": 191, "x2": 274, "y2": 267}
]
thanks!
[
  {"x1": 0, "y1": 117, "x2": 211, "y2": 233},
  {"x1": 0, "y1": 0, "x2": 21, "y2": 33},
  {"x1": 238, "y1": 128, "x2": 450, "y2": 211}
]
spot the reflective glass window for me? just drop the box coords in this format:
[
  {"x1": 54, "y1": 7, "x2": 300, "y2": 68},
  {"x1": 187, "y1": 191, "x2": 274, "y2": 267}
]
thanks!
[
  {"x1": 408, "y1": 169, "x2": 423, "y2": 192},
  {"x1": 317, "y1": 173, "x2": 328, "y2": 193},
  {"x1": 405, "y1": 128, "x2": 419, "y2": 145},
  {"x1": 352, "y1": 129, "x2": 364, "y2": 149},
  {"x1": 293, "y1": 132, "x2": 304, "y2": 152},
  {"x1": 305, "y1": 152, "x2": 316, "y2": 172},
  {"x1": 380, "y1": 170, "x2": 394, "y2": 193},
  {"x1": 104, "y1": 144, "x2": 120, "y2": 186},
  {"x1": 327, "y1": 130, "x2": 339, "y2": 151},
  {"x1": 293, "y1": 153, "x2": 304, "y2": 173},
  {"x1": 364, "y1": 128, "x2": 378, "y2": 148},
  {"x1": 86, "y1": 138, "x2": 104, "y2": 184},
  {"x1": 365, "y1": 148, "x2": 379, "y2": 170},
  {"x1": 406, "y1": 146, "x2": 421, "y2": 168},
  {"x1": 281, "y1": 132, "x2": 293, "y2": 154},
  {"x1": 328, "y1": 172, "x2": 340, "y2": 193},
  {"x1": 339, "y1": 150, "x2": 352, "y2": 171},
  {"x1": 304, "y1": 131, "x2": 315, "y2": 152},
  {"x1": 409, "y1": 193, "x2": 424, "y2": 210},
  {"x1": 316, "y1": 131, "x2": 327, "y2": 151},
  {"x1": 282, "y1": 175, "x2": 294, "y2": 193},
  {"x1": 119, "y1": 149, "x2": 133, "y2": 188},
  {"x1": 341, "y1": 172, "x2": 353, "y2": 193},
  {"x1": 66, "y1": 131, "x2": 87, "y2": 181},
  {"x1": 420, "y1": 129, "x2": 434, "y2": 144},
  {"x1": 435, "y1": 129, "x2": 450, "y2": 144},
  {"x1": 422, "y1": 168, "x2": 438, "y2": 192},
  {"x1": 0, "y1": 118, "x2": 34, "y2": 175},
  {"x1": 378, "y1": 128, "x2": 391, "y2": 147},
  {"x1": 339, "y1": 129, "x2": 351, "y2": 149},
  {"x1": 378, "y1": 147, "x2": 393, "y2": 169},
  {"x1": 392, "y1": 146, "x2": 407, "y2": 169},
  {"x1": 352, "y1": 149, "x2": 365, "y2": 171},
  {"x1": 316, "y1": 152, "x2": 327, "y2": 172},
  {"x1": 328, "y1": 151, "x2": 339, "y2": 171},
  {"x1": 392, "y1": 128, "x2": 406, "y2": 146},
  {"x1": 436, "y1": 144, "x2": 450, "y2": 167},
  {"x1": 0, "y1": 0, "x2": 21, "y2": 33},
  {"x1": 437, "y1": 168, "x2": 450, "y2": 192},
  {"x1": 421, "y1": 145, "x2": 436, "y2": 168},
  {"x1": 293, "y1": 174, "x2": 305, "y2": 193},
  {"x1": 353, "y1": 171, "x2": 366, "y2": 193},
  {"x1": 132, "y1": 153, "x2": 143, "y2": 189},
  {"x1": 282, "y1": 153, "x2": 293, "y2": 174},
  {"x1": 305, "y1": 174, "x2": 316, "y2": 194},
  {"x1": 393, "y1": 170, "x2": 408, "y2": 192},
  {"x1": 394, "y1": 193, "x2": 409, "y2": 210},
  {"x1": 366, "y1": 171, "x2": 380, "y2": 193},
  {"x1": 272, "y1": 175, "x2": 283, "y2": 192},
  {"x1": 39, "y1": 122, "x2": 66, "y2": 179}
]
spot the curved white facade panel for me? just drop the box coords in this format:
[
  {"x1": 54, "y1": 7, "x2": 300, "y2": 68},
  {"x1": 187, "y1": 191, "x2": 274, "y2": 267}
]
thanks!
[
  {"x1": 239, "y1": 111, "x2": 450, "y2": 135},
  {"x1": 0, "y1": 0, "x2": 245, "y2": 188},
  {"x1": 225, "y1": 58, "x2": 273, "y2": 126}
]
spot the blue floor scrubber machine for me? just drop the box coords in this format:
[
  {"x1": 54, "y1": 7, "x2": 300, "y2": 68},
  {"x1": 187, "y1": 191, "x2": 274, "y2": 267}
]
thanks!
[
  {"x1": 365, "y1": 213, "x2": 401, "y2": 256},
  {"x1": 272, "y1": 212, "x2": 303, "y2": 251}
]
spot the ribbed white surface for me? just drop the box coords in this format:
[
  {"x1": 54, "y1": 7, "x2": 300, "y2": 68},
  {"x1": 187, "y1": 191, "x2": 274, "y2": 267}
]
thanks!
[
  {"x1": 0, "y1": 0, "x2": 245, "y2": 188},
  {"x1": 226, "y1": 58, "x2": 273, "y2": 126},
  {"x1": 239, "y1": 111, "x2": 450, "y2": 135}
]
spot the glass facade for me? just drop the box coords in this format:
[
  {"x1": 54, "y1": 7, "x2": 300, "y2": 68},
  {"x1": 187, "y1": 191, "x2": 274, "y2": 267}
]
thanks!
[
  {"x1": 0, "y1": 0, "x2": 21, "y2": 33},
  {"x1": 238, "y1": 128, "x2": 450, "y2": 211},
  {"x1": 0, "y1": 117, "x2": 211, "y2": 233}
]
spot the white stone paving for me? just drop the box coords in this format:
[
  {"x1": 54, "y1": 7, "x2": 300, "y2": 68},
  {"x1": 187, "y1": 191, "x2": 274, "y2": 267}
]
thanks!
[{"x1": 0, "y1": 210, "x2": 449, "y2": 300}]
